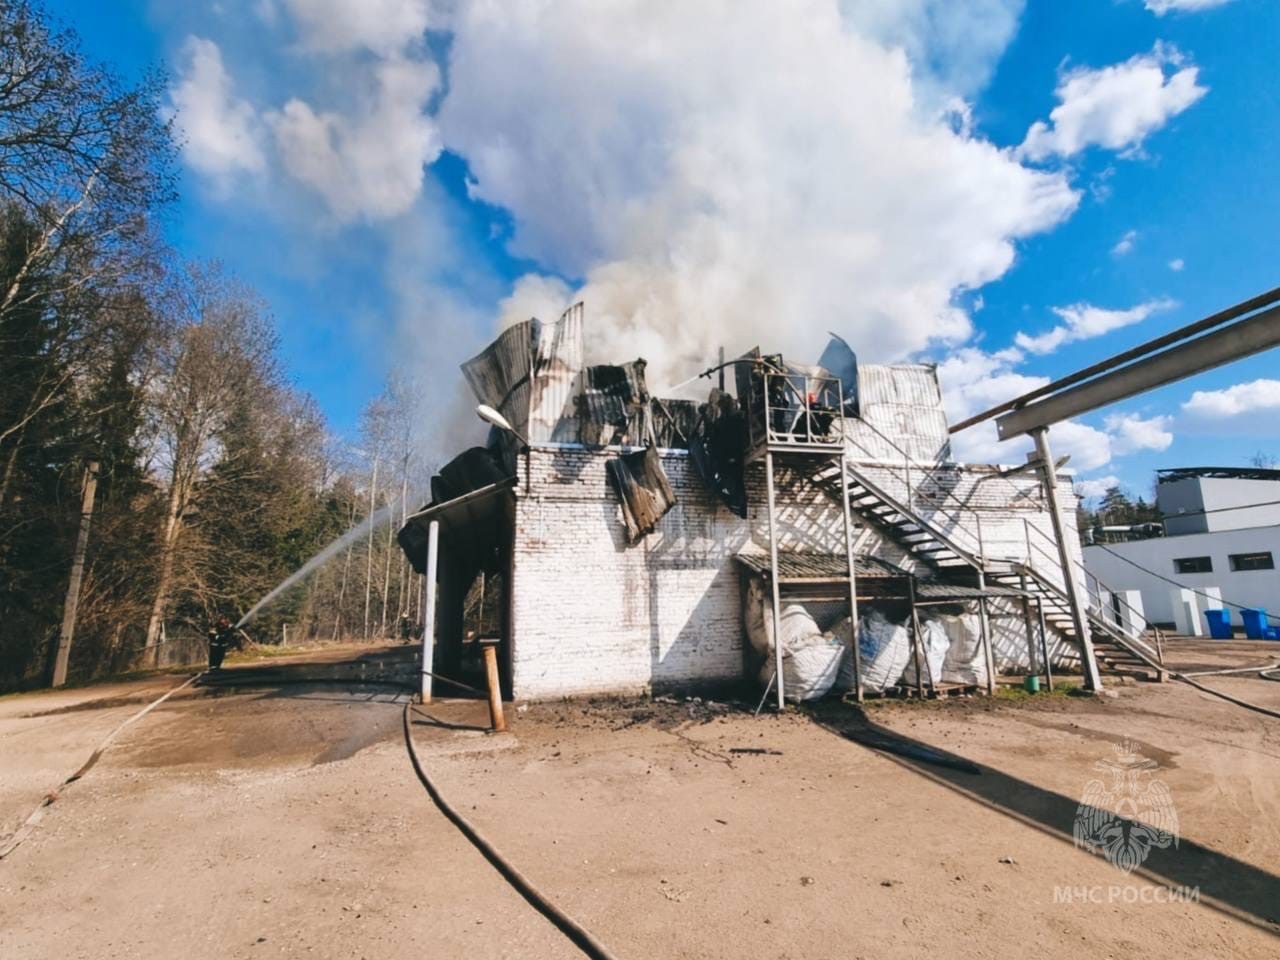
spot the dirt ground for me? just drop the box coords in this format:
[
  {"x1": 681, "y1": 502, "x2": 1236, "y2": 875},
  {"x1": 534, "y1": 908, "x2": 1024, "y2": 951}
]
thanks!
[{"x1": 1, "y1": 640, "x2": 1278, "y2": 959}]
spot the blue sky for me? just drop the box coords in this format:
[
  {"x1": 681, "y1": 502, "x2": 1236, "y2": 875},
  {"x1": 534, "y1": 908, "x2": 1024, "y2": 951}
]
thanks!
[{"x1": 46, "y1": 0, "x2": 1280, "y2": 496}]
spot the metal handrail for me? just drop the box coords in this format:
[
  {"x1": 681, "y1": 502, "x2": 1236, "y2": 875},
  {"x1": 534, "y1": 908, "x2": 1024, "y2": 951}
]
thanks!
[
  {"x1": 845, "y1": 411, "x2": 1043, "y2": 520},
  {"x1": 747, "y1": 370, "x2": 843, "y2": 448},
  {"x1": 1018, "y1": 561, "x2": 1165, "y2": 667},
  {"x1": 835, "y1": 459, "x2": 986, "y2": 571},
  {"x1": 1021, "y1": 519, "x2": 1164, "y2": 664},
  {"x1": 842, "y1": 418, "x2": 980, "y2": 552},
  {"x1": 843, "y1": 413, "x2": 1050, "y2": 570}
]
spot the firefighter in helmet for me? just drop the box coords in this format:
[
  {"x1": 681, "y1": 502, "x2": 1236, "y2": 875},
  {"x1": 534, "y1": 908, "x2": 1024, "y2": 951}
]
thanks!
[{"x1": 207, "y1": 617, "x2": 236, "y2": 671}]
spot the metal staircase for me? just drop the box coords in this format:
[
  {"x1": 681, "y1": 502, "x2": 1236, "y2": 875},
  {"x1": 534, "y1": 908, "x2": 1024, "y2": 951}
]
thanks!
[
  {"x1": 994, "y1": 532, "x2": 1169, "y2": 681},
  {"x1": 809, "y1": 421, "x2": 1167, "y2": 683},
  {"x1": 814, "y1": 464, "x2": 983, "y2": 573}
]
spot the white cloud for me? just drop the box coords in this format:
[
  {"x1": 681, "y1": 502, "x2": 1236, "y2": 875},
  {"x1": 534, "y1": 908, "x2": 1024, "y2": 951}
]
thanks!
[
  {"x1": 1075, "y1": 474, "x2": 1121, "y2": 500},
  {"x1": 1053, "y1": 420, "x2": 1114, "y2": 472},
  {"x1": 165, "y1": 37, "x2": 265, "y2": 180},
  {"x1": 1144, "y1": 0, "x2": 1234, "y2": 14},
  {"x1": 1111, "y1": 229, "x2": 1137, "y2": 256},
  {"x1": 939, "y1": 349, "x2": 1179, "y2": 470},
  {"x1": 1168, "y1": 257, "x2": 1185, "y2": 271},
  {"x1": 936, "y1": 346, "x2": 1040, "y2": 464},
  {"x1": 282, "y1": 0, "x2": 432, "y2": 53},
  {"x1": 1015, "y1": 298, "x2": 1174, "y2": 355},
  {"x1": 269, "y1": 56, "x2": 441, "y2": 221},
  {"x1": 1019, "y1": 45, "x2": 1207, "y2": 161},
  {"x1": 1104, "y1": 412, "x2": 1173, "y2": 454},
  {"x1": 839, "y1": 0, "x2": 1026, "y2": 100},
  {"x1": 1182, "y1": 379, "x2": 1280, "y2": 421},
  {"x1": 439, "y1": 0, "x2": 1079, "y2": 385}
]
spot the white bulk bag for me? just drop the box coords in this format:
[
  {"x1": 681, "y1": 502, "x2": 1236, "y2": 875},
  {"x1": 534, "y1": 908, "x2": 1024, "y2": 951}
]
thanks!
[
  {"x1": 833, "y1": 610, "x2": 911, "y2": 693},
  {"x1": 901, "y1": 617, "x2": 948, "y2": 688},
  {"x1": 748, "y1": 593, "x2": 842, "y2": 702},
  {"x1": 936, "y1": 613, "x2": 988, "y2": 686}
]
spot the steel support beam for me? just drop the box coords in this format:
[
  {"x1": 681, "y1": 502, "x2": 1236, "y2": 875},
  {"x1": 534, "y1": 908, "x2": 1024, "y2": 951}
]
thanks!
[
  {"x1": 1032, "y1": 428, "x2": 1101, "y2": 692},
  {"x1": 420, "y1": 519, "x2": 439, "y2": 703},
  {"x1": 764, "y1": 450, "x2": 786, "y2": 711},
  {"x1": 997, "y1": 303, "x2": 1280, "y2": 439},
  {"x1": 837, "y1": 453, "x2": 863, "y2": 703},
  {"x1": 976, "y1": 574, "x2": 996, "y2": 696}
]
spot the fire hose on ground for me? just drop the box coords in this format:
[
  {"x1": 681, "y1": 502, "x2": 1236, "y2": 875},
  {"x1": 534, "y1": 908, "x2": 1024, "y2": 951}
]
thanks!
[
  {"x1": 0, "y1": 671, "x2": 203, "y2": 860},
  {"x1": 400, "y1": 701, "x2": 619, "y2": 960}
]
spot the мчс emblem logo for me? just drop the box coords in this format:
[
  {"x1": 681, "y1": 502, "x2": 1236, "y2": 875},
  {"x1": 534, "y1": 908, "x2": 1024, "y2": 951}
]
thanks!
[{"x1": 1072, "y1": 740, "x2": 1179, "y2": 874}]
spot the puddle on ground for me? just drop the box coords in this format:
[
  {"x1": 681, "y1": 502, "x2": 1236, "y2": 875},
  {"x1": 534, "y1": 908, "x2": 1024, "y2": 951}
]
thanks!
[{"x1": 1015, "y1": 714, "x2": 1179, "y2": 769}]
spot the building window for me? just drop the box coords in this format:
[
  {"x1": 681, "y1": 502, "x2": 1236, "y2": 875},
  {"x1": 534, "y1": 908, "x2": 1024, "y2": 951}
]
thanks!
[
  {"x1": 1174, "y1": 556, "x2": 1213, "y2": 574},
  {"x1": 1229, "y1": 551, "x2": 1275, "y2": 572}
]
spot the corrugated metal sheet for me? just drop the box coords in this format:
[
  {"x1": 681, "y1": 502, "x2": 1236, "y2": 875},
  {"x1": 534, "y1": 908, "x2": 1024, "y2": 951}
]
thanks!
[
  {"x1": 530, "y1": 302, "x2": 584, "y2": 442},
  {"x1": 461, "y1": 321, "x2": 533, "y2": 438},
  {"x1": 460, "y1": 302, "x2": 586, "y2": 445},
  {"x1": 607, "y1": 445, "x2": 676, "y2": 542},
  {"x1": 734, "y1": 552, "x2": 1027, "y2": 599},
  {"x1": 650, "y1": 398, "x2": 699, "y2": 449},
  {"x1": 914, "y1": 581, "x2": 1027, "y2": 600},
  {"x1": 845, "y1": 363, "x2": 951, "y2": 464},
  {"x1": 734, "y1": 552, "x2": 906, "y2": 581},
  {"x1": 578, "y1": 359, "x2": 649, "y2": 446}
]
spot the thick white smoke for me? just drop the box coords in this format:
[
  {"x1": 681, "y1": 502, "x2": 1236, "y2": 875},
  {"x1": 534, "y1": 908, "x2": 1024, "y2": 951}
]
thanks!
[
  {"x1": 438, "y1": 0, "x2": 1079, "y2": 387},
  {"x1": 174, "y1": 0, "x2": 1210, "y2": 474}
]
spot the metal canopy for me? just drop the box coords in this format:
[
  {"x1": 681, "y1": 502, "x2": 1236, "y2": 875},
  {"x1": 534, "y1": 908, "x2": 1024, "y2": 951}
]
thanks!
[
  {"x1": 734, "y1": 552, "x2": 1028, "y2": 599},
  {"x1": 735, "y1": 551, "x2": 902, "y2": 582},
  {"x1": 406, "y1": 478, "x2": 515, "y2": 534}
]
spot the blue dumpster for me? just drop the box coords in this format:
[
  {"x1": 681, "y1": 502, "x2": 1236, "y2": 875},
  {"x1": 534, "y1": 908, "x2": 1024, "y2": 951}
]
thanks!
[
  {"x1": 1241, "y1": 608, "x2": 1268, "y2": 640},
  {"x1": 1204, "y1": 608, "x2": 1233, "y2": 640}
]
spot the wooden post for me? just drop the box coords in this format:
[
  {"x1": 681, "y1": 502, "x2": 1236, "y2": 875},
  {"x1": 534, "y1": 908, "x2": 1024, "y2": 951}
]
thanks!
[
  {"x1": 482, "y1": 641, "x2": 506, "y2": 732},
  {"x1": 420, "y1": 519, "x2": 439, "y2": 703},
  {"x1": 764, "y1": 450, "x2": 786, "y2": 710},
  {"x1": 52, "y1": 461, "x2": 99, "y2": 688}
]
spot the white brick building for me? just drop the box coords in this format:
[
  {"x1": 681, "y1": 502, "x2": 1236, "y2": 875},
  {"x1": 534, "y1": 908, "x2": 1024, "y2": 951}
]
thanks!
[{"x1": 398, "y1": 306, "x2": 1150, "y2": 702}]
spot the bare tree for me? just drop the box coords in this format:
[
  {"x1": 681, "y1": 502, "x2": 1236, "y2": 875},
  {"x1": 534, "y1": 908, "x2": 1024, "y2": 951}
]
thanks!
[
  {"x1": 0, "y1": 3, "x2": 174, "y2": 504},
  {"x1": 142, "y1": 265, "x2": 277, "y2": 653},
  {"x1": 362, "y1": 451, "x2": 379, "y2": 640}
]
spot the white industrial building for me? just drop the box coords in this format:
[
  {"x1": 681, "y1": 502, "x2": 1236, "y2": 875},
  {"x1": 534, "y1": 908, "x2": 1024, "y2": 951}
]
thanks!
[
  {"x1": 1083, "y1": 467, "x2": 1280, "y2": 633},
  {"x1": 399, "y1": 305, "x2": 1166, "y2": 702}
]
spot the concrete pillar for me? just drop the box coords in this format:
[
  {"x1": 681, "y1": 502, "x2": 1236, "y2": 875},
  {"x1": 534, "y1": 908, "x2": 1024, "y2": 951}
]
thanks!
[
  {"x1": 1198, "y1": 586, "x2": 1225, "y2": 632},
  {"x1": 1115, "y1": 590, "x2": 1146, "y2": 637},
  {"x1": 1170, "y1": 588, "x2": 1202, "y2": 637}
]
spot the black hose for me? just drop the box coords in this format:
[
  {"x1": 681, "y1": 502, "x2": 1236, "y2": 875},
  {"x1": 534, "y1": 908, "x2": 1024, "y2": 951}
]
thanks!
[
  {"x1": 400, "y1": 702, "x2": 620, "y2": 960},
  {"x1": 1172, "y1": 674, "x2": 1280, "y2": 720}
]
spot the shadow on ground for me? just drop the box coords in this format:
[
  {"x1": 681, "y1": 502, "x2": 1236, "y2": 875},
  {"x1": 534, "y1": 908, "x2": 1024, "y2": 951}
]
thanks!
[{"x1": 808, "y1": 700, "x2": 1280, "y2": 936}]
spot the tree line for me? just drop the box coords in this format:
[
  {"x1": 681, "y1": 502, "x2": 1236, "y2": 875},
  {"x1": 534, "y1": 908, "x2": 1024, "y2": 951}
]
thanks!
[{"x1": 0, "y1": 2, "x2": 427, "y2": 690}]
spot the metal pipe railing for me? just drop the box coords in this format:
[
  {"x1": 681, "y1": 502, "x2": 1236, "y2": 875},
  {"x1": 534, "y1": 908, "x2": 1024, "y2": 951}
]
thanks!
[
  {"x1": 747, "y1": 370, "x2": 843, "y2": 448},
  {"x1": 1021, "y1": 518, "x2": 1163, "y2": 663},
  {"x1": 845, "y1": 413, "x2": 1047, "y2": 568}
]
